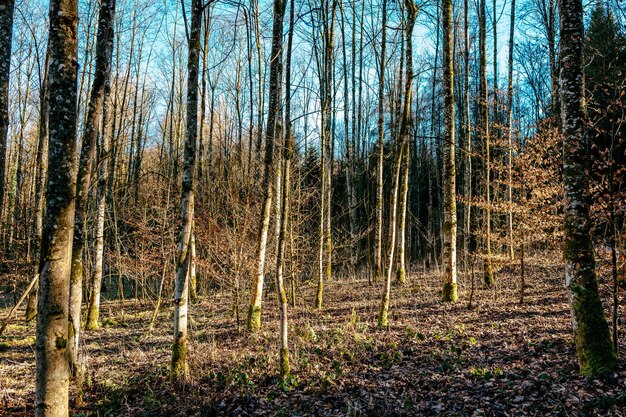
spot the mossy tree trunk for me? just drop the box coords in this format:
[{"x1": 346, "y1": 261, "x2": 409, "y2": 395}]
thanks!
[
  {"x1": 559, "y1": 0, "x2": 616, "y2": 377},
  {"x1": 68, "y1": 0, "x2": 116, "y2": 379},
  {"x1": 35, "y1": 0, "x2": 79, "y2": 413},
  {"x1": 171, "y1": 0, "x2": 202, "y2": 381},
  {"x1": 441, "y1": 0, "x2": 458, "y2": 302}
]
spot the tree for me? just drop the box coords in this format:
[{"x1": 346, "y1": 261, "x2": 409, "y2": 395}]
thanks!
[
  {"x1": 378, "y1": 0, "x2": 417, "y2": 328},
  {"x1": 441, "y1": 0, "x2": 457, "y2": 302},
  {"x1": 68, "y1": 0, "x2": 116, "y2": 379},
  {"x1": 479, "y1": 0, "x2": 494, "y2": 287},
  {"x1": 374, "y1": 0, "x2": 388, "y2": 284},
  {"x1": 274, "y1": 0, "x2": 296, "y2": 376},
  {"x1": 0, "y1": 0, "x2": 15, "y2": 240},
  {"x1": 585, "y1": 2, "x2": 626, "y2": 356},
  {"x1": 506, "y1": 0, "x2": 516, "y2": 261},
  {"x1": 463, "y1": 0, "x2": 472, "y2": 261},
  {"x1": 314, "y1": 0, "x2": 337, "y2": 309},
  {"x1": 35, "y1": 0, "x2": 79, "y2": 413},
  {"x1": 171, "y1": 0, "x2": 203, "y2": 380},
  {"x1": 559, "y1": 0, "x2": 616, "y2": 377},
  {"x1": 248, "y1": 0, "x2": 286, "y2": 330}
]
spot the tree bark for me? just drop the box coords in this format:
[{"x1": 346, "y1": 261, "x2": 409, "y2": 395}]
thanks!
[
  {"x1": 274, "y1": 0, "x2": 296, "y2": 376},
  {"x1": 27, "y1": 50, "x2": 50, "y2": 323},
  {"x1": 506, "y1": 0, "x2": 516, "y2": 261},
  {"x1": 36, "y1": 0, "x2": 79, "y2": 414},
  {"x1": 374, "y1": 0, "x2": 388, "y2": 284},
  {"x1": 171, "y1": 0, "x2": 202, "y2": 380},
  {"x1": 559, "y1": 0, "x2": 616, "y2": 377},
  {"x1": 463, "y1": 0, "x2": 472, "y2": 265},
  {"x1": 0, "y1": 0, "x2": 15, "y2": 240},
  {"x1": 442, "y1": 0, "x2": 458, "y2": 302},
  {"x1": 396, "y1": 138, "x2": 409, "y2": 285},
  {"x1": 479, "y1": 0, "x2": 494, "y2": 287},
  {"x1": 68, "y1": 0, "x2": 116, "y2": 379},
  {"x1": 248, "y1": 0, "x2": 285, "y2": 330},
  {"x1": 378, "y1": 0, "x2": 416, "y2": 328}
]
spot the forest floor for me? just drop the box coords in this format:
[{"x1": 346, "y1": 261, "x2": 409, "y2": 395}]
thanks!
[{"x1": 2, "y1": 255, "x2": 626, "y2": 416}]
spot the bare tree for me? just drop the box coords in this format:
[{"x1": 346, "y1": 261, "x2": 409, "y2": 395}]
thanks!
[
  {"x1": 479, "y1": 0, "x2": 494, "y2": 287},
  {"x1": 378, "y1": 0, "x2": 417, "y2": 327},
  {"x1": 68, "y1": 0, "x2": 116, "y2": 380},
  {"x1": 248, "y1": 0, "x2": 286, "y2": 331},
  {"x1": 374, "y1": 0, "x2": 388, "y2": 284},
  {"x1": 171, "y1": 0, "x2": 203, "y2": 380},
  {"x1": 442, "y1": 0, "x2": 458, "y2": 302},
  {"x1": 506, "y1": 0, "x2": 516, "y2": 260}
]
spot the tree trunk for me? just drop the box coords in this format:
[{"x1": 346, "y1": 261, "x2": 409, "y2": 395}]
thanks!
[
  {"x1": 27, "y1": 51, "x2": 50, "y2": 323},
  {"x1": 248, "y1": 0, "x2": 285, "y2": 330},
  {"x1": 315, "y1": 0, "x2": 337, "y2": 309},
  {"x1": 396, "y1": 138, "x2": 409, "y2": 285},
  {"x1": 85, "y1": 133, "x2": 107, "y2": 331},
  {"x1": 479, "y1": 0, "x2": 494, "y2": 287},
  {"x1": 171, "y1": 0, "x2": 202, "y2": 381},
  {"x1": 559, "y1": 0, "x2": 616, "y2": 377},
  {"x1": 68, "y1": 0, "x2": 116, "y2": 379},
  {"x1": 374, "y1": 0, "x2": 387, "y2": 283},
  {"x1": 442, "y1": 0, "x2": 458, "y2": 302},
  {"x1": 274, "y1": 0, "x2": 295, "y2": 376},
  {"x1": 0, "y1": 0, "x2": 15, "y2": 240},
  {"x1": 378, "y1": 0, "x2": 416, "y2": 328},
  {"x1": 463, "y1": 0, "x2": 472, "y2": 265},
  {"x1": 506, "y1": 0, "x2": 516, "y2": 261},
  {"x1": 340, "y1": 3, "x2": 357, "y2": 273},
  {"x1": 324, "y1": 0, "x2": 336, "y2": 294},
  {"x1": 35, "y1": 0, "x2": 79, "y2": 413}
]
